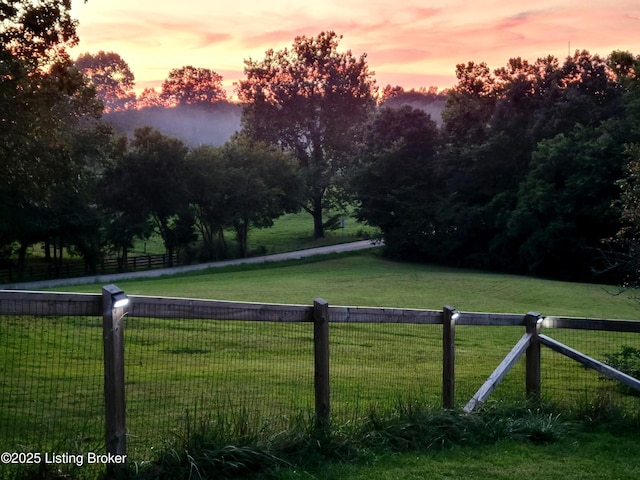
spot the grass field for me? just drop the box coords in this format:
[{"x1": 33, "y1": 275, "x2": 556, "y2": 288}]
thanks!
[
  {"x1": 59, "y1": 249, "x2": 640, "y2": 319},
  {"x1": 2, "y1": 250, "x2": 639, "y2": 479},
  {"x1": 126, "y1": 210, "x2": 379, "y2": 257}
]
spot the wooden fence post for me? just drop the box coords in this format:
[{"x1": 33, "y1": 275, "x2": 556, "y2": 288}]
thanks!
[
  {"x1": 102, "y1": 285, "x2": 129, "y2": 476},
  {"x1": 443, "y1": 305, "x2": 458, "y2": 409},
  {"x1": 525, "y1": 312, "x2": 542, "y2": 401},
  {"x1": 313, "y1": 298, "x2": 330, "y2": 432}
]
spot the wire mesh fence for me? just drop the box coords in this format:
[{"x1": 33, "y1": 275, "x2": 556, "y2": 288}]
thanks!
[
  {"x1": 329, "y1": 323, "x2": 442, "y2": 420},
  {"x1": 454, "y1": 325, "x2": 529, "y2": 405},
  {"x1": 1, "y1": 289, "x2": 639, "y2": 473},
  {"x1": 123, "y1": 315, "x2": 315, "y2": 460},
  {"x1": 540, "y1": 327, "x2": 640, "y2": 411},
  {"x1": 0, "y1": 313, "x2": 104, "y2": 456}
]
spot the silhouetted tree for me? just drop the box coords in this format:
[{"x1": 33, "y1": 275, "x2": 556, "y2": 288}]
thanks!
[
  {"x1": 137, "y1": 87, "x2": 165, "y2": 108},
  {"x1": 76, "y1": 50, "x2": 136, "y2": 112},
  {"x1": 221, "y1": 134, "x2": 301, "y2": 257},
  {"x1": 102, "y1": 128, "x2": 195, "y2": 266},
  {"x1": 160, "y1": 65, "x2": 227, "y2": 106},
  {"x1": 238, "y1": 31, "x2": 377, "y2": 238}
]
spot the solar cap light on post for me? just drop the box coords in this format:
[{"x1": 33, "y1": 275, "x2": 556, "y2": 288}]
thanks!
[{"x1": 102, "y1": 284, "x2": 130, "y2": 476}]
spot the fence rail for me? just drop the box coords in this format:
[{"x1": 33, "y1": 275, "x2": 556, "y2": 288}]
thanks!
[
  {"x1": 1, "y1": 287, "x2": 639, "y2": 474},
  {"x1": 0, "y1": 253, "x2": 178, "y2": 284}
]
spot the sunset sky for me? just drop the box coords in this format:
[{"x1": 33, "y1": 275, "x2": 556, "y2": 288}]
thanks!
[{"x1": 69, "y1": 0, "x2": 640, "y2": 97}]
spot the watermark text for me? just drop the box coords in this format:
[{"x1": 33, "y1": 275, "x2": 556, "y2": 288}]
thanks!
[{"x1": 1, "y1": 451, "x2": 126, "y2": 467}]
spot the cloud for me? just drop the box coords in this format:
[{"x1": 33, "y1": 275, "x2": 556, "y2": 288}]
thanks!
[
  {"x1": 366, "y1": 48, "x2": 435, "y2": 67},
  {"x1": 72, "y1": 0, "x2": 640, "y2": 95}
]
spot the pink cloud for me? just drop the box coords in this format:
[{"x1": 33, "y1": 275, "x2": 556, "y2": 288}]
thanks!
[
  {"x1": 409, "y1": 7, "x2": 441, "y2": 19},
  {"x1": 366, "y1": 48, "x2": 435, "y2": 67},
  {"x1": 72, "y1": 0, "x2": 640, "y2": 94}
]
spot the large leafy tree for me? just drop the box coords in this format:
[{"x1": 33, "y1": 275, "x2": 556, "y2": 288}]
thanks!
[
  {"x1": 506, "y1": 122, "x2": 627, "y2": 279},
  {"x1": 1, "y1": 0, "x2": 104, "y2": 272},
  {"x1": 186, "y1": 136, "x2": 301, "y2": 259},
  {"x1": 101, "y1": 128, "x2": 195, "y2": 266},
  {"x1": 160, "y1": 65, "x2": 227, "y2": 106},
  {"x1": 1, "y1": 0, "x2": 85, "y2": 200},
  {"x1": 353, "y1": 106, "x2": 442, "y2": 259},
  {"x1": 75, "y1": 50, "x2": 136, "y2": 112},
  {"x1": 237, "y1": 31, "x2": 377, "y2": 238},
  {"x1": 0, "y1": 0, "x2": 78, "y2": 64},
  {"x1": 601, "y1": 51, "x2": 640, "y2": 284},
  {"x1": 220, "y1": 134, "x2": 301, "y2": 257},
  {"x1": 184, "y1": 145, "x2": 232, "y2": 260},
  {"x1": 437, "y1": 51, "x2": 626, "y2": 273},
  {"x1": 438, "y1": 61, "x2": 503, "y2": 267}
]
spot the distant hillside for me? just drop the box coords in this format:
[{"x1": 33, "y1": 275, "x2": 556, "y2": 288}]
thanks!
[{"x1": 105, "y1": 101, "x2": 242, "y2": 146}]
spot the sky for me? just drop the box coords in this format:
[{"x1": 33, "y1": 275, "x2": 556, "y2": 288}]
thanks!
[{"x1": 69, "y1": 0, "x2": 640, "y2": 97}]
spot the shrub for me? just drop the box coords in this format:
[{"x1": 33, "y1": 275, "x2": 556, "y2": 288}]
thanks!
[{"x1": 602, "y1": 346, "x2": 640, "y2": 380}]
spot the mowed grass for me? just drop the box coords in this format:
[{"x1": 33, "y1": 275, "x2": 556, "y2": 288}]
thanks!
[
  {"x1": 244, "y1": 210, "x2": 379, "y2": 255},
  {"x1": 300, "y1": 433, "x2": 640, "y2": 480},
  {"x1": 63, "y1": 249, "x2": 640, "y2": 319},
  {"x1": 2, "y1": 250, "x2": 640, "y2": 479},
  {"x1": 128, "y1": 210, "x2": 379, "y2": 257}
]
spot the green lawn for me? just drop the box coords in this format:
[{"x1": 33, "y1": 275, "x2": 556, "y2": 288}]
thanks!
[
  {"x1": 63, "y1": 249, "x2": 640, "y2": 320},
  {"x1": 128, "y1": 210, "x2": 380, "y2": 257},
  {"x1": 297, "y1": 433, "x2": 640, "y2": 480},
  {"x1": 243, "y1": 210, "x2": 379, "y2": 255},
  {"x1": 2, "y1": 250, "x2": 639, "y2": 479}
]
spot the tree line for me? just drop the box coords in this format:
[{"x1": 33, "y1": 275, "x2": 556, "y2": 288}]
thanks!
[
  {"x1": 2, "y1": 1, "x2": 639, "y2": 283},
  {"x1": 358, "y1": 52, "x2": 640, "y2": 282}
]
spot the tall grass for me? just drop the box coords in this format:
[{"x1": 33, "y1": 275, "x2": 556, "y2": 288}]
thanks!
[{"x1": 134, "y1": 399, "x2": 640, "y2": 479}]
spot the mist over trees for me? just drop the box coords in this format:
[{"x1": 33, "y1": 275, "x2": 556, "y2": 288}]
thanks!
[
  {"x1": 88, "y1": 61, "x2": 242, "y2": 147},
  {"x1": 105, "y1": 102, "x2": 242, "y2": 147},
  {"x1": 3, "y1": 3, "x2": 640, "y2": 284},
  {"x1": 379, "y1": 86, "x2": 447, "y2": 126}
]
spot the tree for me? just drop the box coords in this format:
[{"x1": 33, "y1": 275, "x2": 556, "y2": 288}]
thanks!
[
  {"x1": 42, "y1": 121, "x2": 121, "y2": 274},
  {"x1": 136, "y1": 87, "x2": 165, "y2": 108},
  {"x1": 75, "y1": 50, "x2": 136, "y2": 112},
  {"x1": 380, "y1": 84, "x2": 405, "y2": 104},
  {"x1": 97, "y1": 160, "x2": 153, "y2": 271},
  {"x1": 601, "y1": 51, "x2": 640, "y2": 284},
  {"x1": 0, "y1": 0, "x2": 79, "y2": 66},
  {"x1": 103, "y1": 128, "x2": 195, "y2": 266},
  {"x1": 1, "y1": 0, "x2": 105, "y2": 273},
  {"x1": 1, "y1": 0, "x2": 87, "y2": 201},
  {"x1": 353, "y1": 106, "x2": 442, "y2": 259},
  {"x1": 160, "y1": 65, "x2": 227, "y2": 106},
  {"x1": 436, "y1": 51, "x2": 626, "y2": 272},
  {"x1": 221, "y1": 134, "x2": 301, "y2": 257},
  {"x1": 185, "y1": 136, "x2": 301, "y2": 259},
  {"x1": 610, "y1": 146, "x2": 640, "y2": 283},
  {"x1": 506, "y1": 122, "x2": 627, "y2": 279},
  {"x1": 184, "y1": 145, "x2": 233, "y2": 260},
  {"x1": 237, "y1": 31, "x2": 377, "y2": 238},
  {"x1": 441, "y1": 61, "x2": 496, "y2": 144}
]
